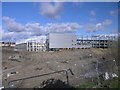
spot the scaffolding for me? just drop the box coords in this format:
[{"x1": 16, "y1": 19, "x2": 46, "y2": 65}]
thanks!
[
  {"x1": 91, "y1": 35, "x2": 115, "y2": 48},
  {"x1": 76, "y1": 35, "x2": 115, "y2": 49}
]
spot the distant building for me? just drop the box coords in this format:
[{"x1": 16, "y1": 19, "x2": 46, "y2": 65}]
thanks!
[
  {"x1": 14, "y1": 40, "x2": 46, "y2": 52},
  {"x1": 27, "y1": 41, "x2": 46, "y2": 52},
  {"x1": 0, "y1": 42, "x2": 16, "y2": 47},
  {"x1": 91, "y1": 35, "x2": 115, "y2": 48},
  {"x1": 46, "y1": 33, "x2": 116, "y2": 51},
  {"x1": 14, "y1": 33, "x2": 116, "y2": 52},
  {"x1": 14, "y1": 43, "x2": 27, "y2": 51},
  {"x1": 47, "y1": 33, "x2": 77, "y2": 51}
]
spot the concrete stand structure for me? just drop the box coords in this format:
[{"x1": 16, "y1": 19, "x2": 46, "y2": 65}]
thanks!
[
  {"x1": 27, "y1": 41, "x2": 46, "y2": 52},
  {"x1": 46, "y1": 33, "x2": 116, "y2": 51},
  {"x1": 14, "y1": 33, "x2": 116, "y2": 52},
  {"x1": 15, "y1": 39, "x2": 46, "y2": 52}
]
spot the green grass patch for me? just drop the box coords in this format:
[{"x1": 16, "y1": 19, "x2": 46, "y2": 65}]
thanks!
[
  {"x1": 101, "y1": 78, "x2": 119, "y2": 88},
  {"x1": 109, "y1": 79, "x2": 118, "y2": 88},
  {"x1": 76, "y1": 81, "x2": 97, "y2": 88},
  {"x1": 75, "y1": 77, "x2": 119, "y2": 89}
]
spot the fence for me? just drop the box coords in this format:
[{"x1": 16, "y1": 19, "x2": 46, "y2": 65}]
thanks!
[
  {"x1": 67, "y1": 58, "x2": 118, "y2": 87},
  {"x1": 8, "y1": 69, "x2": 74, "y2": 88}
]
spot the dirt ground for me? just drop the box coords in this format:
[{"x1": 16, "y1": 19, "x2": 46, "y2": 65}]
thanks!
[{"x1": 2, "y1": 46, "x2": 111, "y2": 88}]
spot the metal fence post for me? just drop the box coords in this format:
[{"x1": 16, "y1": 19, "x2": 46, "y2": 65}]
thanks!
[
  {"x1": 65, "y1": 70, "x2": 69, "y2": 85},
  {"x1": 96, "y1": 60, "x2": 100, "y2": 86}
]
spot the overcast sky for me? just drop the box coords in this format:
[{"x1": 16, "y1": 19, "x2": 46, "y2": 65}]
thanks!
[{"x1": 1, "y1": 2, "x2": 118, "y2": 42}]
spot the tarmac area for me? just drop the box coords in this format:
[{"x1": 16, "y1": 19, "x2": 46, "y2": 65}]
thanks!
[{"x1": 2, "y1": 46, "x2": 111, "y2": 88}]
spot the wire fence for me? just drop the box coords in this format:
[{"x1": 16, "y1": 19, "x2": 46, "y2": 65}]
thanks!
[{"x1": 68, "y1": 58, "x2": 118, "y2": 86}]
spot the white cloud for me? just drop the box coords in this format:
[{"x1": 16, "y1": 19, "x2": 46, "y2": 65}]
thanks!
[
  {"x1": 25, "y1": 22, "x2": 81, "y2": 36},
  {"x1": 25, "y1": 23, "x2": 41, "y2": 31},
  {"x1": 102, "y1": 19, "x2": 112, "y2": 26},
  {"x1": 85, "y1": 24, "x2": 96, "y2": 32},
  {"x1": 39, "y1": 2, "x2": 63, "y2": 19},
  {"x1": 16, "y1": 35, "x2": 46, "y2": 44},
  {"x1": 0, "y1": 26, "x2": 2, "y2": 41},
  {"x1": 25, "y1": 22, "x2": 43, "y2": 36},
  {"x1": 44, "y1": 23, "x2": 81, "y2": 33},
  {"x1": 2, "y1": 30, "x2": 39, "y2": 42},
  {"x1": 2, "y1": 16, "x2": 81, "y2": 42},
  {"x1": 85, "y1": 19, "x2": 112, "y2": 32},
  {"x1": 2, "y1": 16, "x2": 25, "y2": 32},
  {"x1": 2, "y1": 31, "x2": 14, "y2": 41},
  {"x1": 96, "y1": 23, "x2": 102, "y2": 29},
  {"x1": 0, "y1": 26, "x2": 2, "y2": 35},
  {"x1": 0, "y1": 26, "x2": 13, "y2": 42}
]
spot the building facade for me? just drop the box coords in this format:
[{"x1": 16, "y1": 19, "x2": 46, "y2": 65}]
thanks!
[
  {"x1": 47, "y1": 33, "x2": 115, "y2": 51},
  {"x1": 14, "y1": 41, "x2": 46, "y2": 52},
  {"x1": 47, "y1": 33, "x2": 77, "y2": 50},
  {"x1": 27, "y1": 41, "x2": 46, "y2": 52},
  {"x1": 14, "y1": 34, "x2": 116, "y2": 52},
  {"x1": 14, "y1": 43, "x2": 27, "y2": 51},
  {"x1": 0, "y1": 42, "x2": 16, "y2": 47},
  {"x1": 91, "y1": 35, "x2": 115, "y2": 48}
]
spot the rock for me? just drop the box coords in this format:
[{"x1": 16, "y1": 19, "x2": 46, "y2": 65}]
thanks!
[
  {"x1": 104, "y1": 72, "x2": 109, "y2": 80},
  {"x1": 112, "y1": 73, "x2": 118, "y2": 78},
  {"x1": 0, "y1": 86, "x2": 4, "y2": 89},
  {"x1": 74, "y1": 64, "x2": 77, "y2": 66},
  {"x1": 7, "y1": 71, "x2": 19, "y2": 78}
]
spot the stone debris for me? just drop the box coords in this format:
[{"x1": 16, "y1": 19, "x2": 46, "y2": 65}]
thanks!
[
  {"x1": 89, "y1": 54, "x2": 92, "y2": 57},
  {"x1": 60, "y1": 61, "x2": 68, "y2": 63},
  {"x1": 74, "y1": 64, "x2": 77, "y2": 66},
  {"x1": 82, "y1": 65, "x2": 84, "y2": 67},
  {"x1": 56, "y1": 61, "x2": 58, "y2": 64},
  {"x1": 112, "y1": 73, "x2": 118, "y2": 78},
  {"x1": 113, "y1": 59, "x2": 116, "y2": 62},
  {"x1": 104, "y1": 72, "x2": 109, "y2": 80},
  {"x1": 10, "y1": 84, "x2": 14, "y2": 87},
  {"x1": 4, "y1": 67, "x2": 7, "y2": 69},
  {"x1": 8, "y1": 55, "x2": 24, "y2": 62},
  {"x1": 75, "y1": 76, "x2": 79, "y2": 79},
  {"x1": 0, "y1": 86, "x2": 4, "y2": 89},
  {"x1": 34, "y1": 67, "x2": 42, "y2": 71},
  {"x1": 9, "y1": 82, "x2": 15, "y2": 88},
  {"x1": 3, "y1": 47, "x2": 118, "y2": 88},
  {"x1": 7, "y1": 71, "x2": 19, "y2": 78}
]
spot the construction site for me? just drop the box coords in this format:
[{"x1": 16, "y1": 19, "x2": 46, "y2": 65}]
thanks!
[
  {"x1": 1, "y1": 1, "x2": 119, "y2": 89},
  {"x1": 1, "y1": 34, "x2": 119, "y2": 89}
]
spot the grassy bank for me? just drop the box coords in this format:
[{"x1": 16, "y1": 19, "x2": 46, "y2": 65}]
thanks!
[{"x1": 76, "y1": 77, "x2": 119, "y2": 89}]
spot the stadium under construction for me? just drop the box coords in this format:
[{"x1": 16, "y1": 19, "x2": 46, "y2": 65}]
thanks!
[{"x1": 13, "y1": 33, "x2": 116, "y2": 52}]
